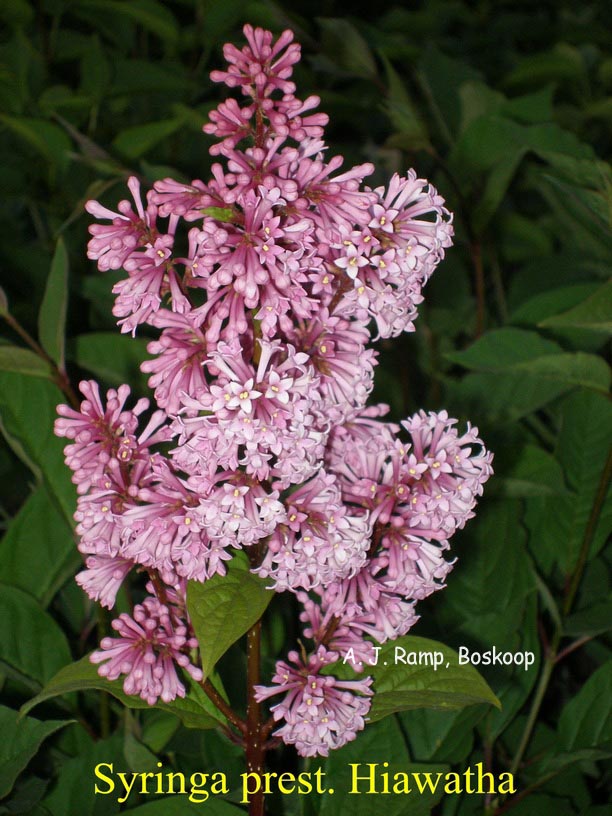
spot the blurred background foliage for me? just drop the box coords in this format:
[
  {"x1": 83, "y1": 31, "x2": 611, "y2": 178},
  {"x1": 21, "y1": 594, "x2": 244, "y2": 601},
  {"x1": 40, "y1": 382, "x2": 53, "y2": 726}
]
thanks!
[{"x1": 0, "y1": 0, "x2": 610, "y2": 814}]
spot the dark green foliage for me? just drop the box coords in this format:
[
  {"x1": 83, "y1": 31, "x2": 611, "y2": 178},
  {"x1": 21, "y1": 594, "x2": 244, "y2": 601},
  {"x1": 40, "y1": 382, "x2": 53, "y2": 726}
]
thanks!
[{"x1": 0, "y1": 1, "x2": 610, "y2": 814}]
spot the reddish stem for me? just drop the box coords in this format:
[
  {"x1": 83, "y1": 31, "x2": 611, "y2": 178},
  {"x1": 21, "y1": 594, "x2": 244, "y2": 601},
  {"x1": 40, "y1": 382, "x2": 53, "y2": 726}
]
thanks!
[
  {"x1": 246, "y1": 618, "x2": 265, "y2": 816},
  {"x1": 555, "y1": 634, "x2": 594, "y2": 664},
  {"x1": 199, "y1": 677, "x2": 247, "y2": 736}
]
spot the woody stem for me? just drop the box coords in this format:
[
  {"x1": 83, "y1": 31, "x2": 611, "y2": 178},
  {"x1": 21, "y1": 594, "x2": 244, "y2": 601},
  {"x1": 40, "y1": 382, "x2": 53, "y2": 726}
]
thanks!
[{"x1": 246, "y1": 617, "x2": 266, "y2": 816}]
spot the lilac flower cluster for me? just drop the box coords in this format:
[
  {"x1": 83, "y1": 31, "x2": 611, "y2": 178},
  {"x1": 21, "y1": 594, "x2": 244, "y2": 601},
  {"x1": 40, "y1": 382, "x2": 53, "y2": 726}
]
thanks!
[{"x1": 55, "y1": 25, "x2": 492, "y2": 755}]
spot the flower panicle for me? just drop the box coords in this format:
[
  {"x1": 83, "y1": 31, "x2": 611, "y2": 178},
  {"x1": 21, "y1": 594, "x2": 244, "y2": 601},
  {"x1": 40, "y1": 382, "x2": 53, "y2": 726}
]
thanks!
[{"x1": 57, "y1": 24, "x2": 491, "y2": 755}]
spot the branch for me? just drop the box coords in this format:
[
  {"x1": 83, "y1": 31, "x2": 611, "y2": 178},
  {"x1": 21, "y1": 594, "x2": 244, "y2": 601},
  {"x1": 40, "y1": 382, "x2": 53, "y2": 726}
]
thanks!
[
  {"x1": 2, "y1": 311, "x2": 80, "y2": 409},
  {"x1": 563, "y1": 446, "x2": 612, "y2": 617},
  {"x1": 246, "y1": 618, "x2": 265, "y2": 816},
  {"x1": 199, "y1": 677, "x2": 247, "y2": 736}
]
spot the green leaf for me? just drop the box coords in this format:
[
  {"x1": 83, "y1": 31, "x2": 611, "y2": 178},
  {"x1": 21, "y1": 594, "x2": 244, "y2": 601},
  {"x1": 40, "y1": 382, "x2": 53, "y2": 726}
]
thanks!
[
  {"x1": 197, "y1": 727, "x2": 244, "y2": 789},
  {"x1": 321, "y1": 718, "x2": 447, "y2": 816},
  {"x1": 79, "y1": 35, "x2": 110, "y2": 101},
  {"x1": 200, "y1": 206, "x2": 235, "y2": 221},
  {"x1": 534, "y1": 172, "x2": 612, "y2": 259},
  {"x1": 473, "y1": 148, "x2": 526, "y2": 232},
  {"x1": 417, "y1": 46, "x2": 482, "y2": 141},
  {"x1": 365, "y1": 636, "x2": 499, "y2": 722},
  {"x1": 498, "y1": 445, "x2": 566, "y2": 498},
  {"x1": 446, "y1": 328, "x2": 561, "y2": 369},
  {"x1": 318, "y1": 18, "x2": 377, "y2": 79},
  {"x1": 458, "y1": 81, "x2": 505, "y2": 132},
  {"x1": 489, "y1": 594, "x2": 540, "y2": 739},
  {"x1": 501, "y1": 212, "x2": 554, "y2": 262},
  {"x1": 0, "y1": 706, "x2": 70, "y2": 800},
  {"x1": 41, "y1": 735, "x2": 124, "y2": 816},
  {"x1": 540, "y1": 279, "x2": 612, "y2": 334},
  {"x1": 21, "y1": 655, "x2": 224, "y2": 729},
  {"x1": 0, "y1": 373, "x2": 75, "y2": 527},
  {"x1": 39, "y1": 85, "x2": 93, "y2": 118},
  {"x1": 38, "y1": 238, "x2": 69, "y2": 369},
  {"x1": 0, "y1": 774, "x2": 49, "y2": 815},
  {"x1": 433, "y1": 505, "x2": 536, "y2": 643},
  {"x1": 381, "y1": 54, "x2": 430, "y2": 151},
  {"x1": 537, "y1": 152, "x2": 612, "y2": 190},
  {"x1": 506, "y1": 793, "x2": 575, "y2": 816},
  {"x1": 565, "y1": 600, "x2": 612, "y2": 638},
  {"x1": 123, "y1": 730, "x2": 159, "y2": 773},
  {"x1": 511, "y1": 284, "x2": 599, "y2": 327},
  {"x1": 69, "y1": 333, "x2": 150, "y2": 391},
  {"x1": 507, "y1": 252, "x2": 609, "y2": 311},
  {"x1": 111, "y1": 59, "x2": 194, "y2": 96},
  {"x1": 539, "y1": 170, "x2": 612, "y2": 230},
  {"x1": 425, "y1": 504, "x2": 539, "y2": 737},
  {"x1": 0, "y1": 0, "x2": 34, "y2": 29},
  {"x1": 187, "y1": 553, "x2": 273, "y2": 679},
  {"x1": 124, "y1": 798, "x2": 245, "y2": 815},
  {"x1": 558, "y1": 661, "x2": 612, "y2": 753},
  {"x1": 399, "y1": 706, "x2": 486, "y2": 764},
  {"x1": 503, "y1": 44, "x2": 587, "y2": 91},
  {"x1": 78, "y1": 0, "x2": 179, "y2": 46},
  {"x1": 522, "y1": 122, "x2": 594, "y2": 162},
  {"x1": 447, "y1": 329, "x2": 610, "y2": 394},
  {"x1": 449, "y1": 115, "x2": 592, "y2": 197},
  {"x1": 0, "y1": 485, "x2": 77, "y2": 606},
  {"x1": 506, "y1": 352, "x2": 610, "y2": 393},
  {"x1": 140, "y1": 710, "x2": 180, "y2": 753},
  {"x1": 449, "y1": 115, "x2": 525, "y2": 185},
  {"x1": 0, "y1": 346, "x2": 51, "y2": 378},
  {"x1": 0, "y1": 584, "x2": 71, "y2": 688},
  {"x1": 320, "y1": 717, "x2": 408, "y2": 816},
  {"x1": 501, "y1": 86, "x2": 555, "y2": 124},
  {"x1": 453, "y1": 370, "x2": 569, "y2": 421},
  {"x1": 112, "y1": 118, "x2": 183, "y2": 159},
  {"x1": 524, "y1": 391, "x2": 612, "y2": 572},
  {"x1": 0, "y1": 115, "x2": 71, "y2": 173}
]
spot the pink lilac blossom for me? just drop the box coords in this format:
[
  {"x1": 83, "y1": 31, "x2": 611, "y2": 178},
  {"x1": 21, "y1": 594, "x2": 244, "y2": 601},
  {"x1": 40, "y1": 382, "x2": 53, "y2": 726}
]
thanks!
[
  {"x1": 254, "y1": 646, "x2": 373, "y2": 757},
  {"x1": 55, "y1": 24, "x2": 492, "y2": 755},
  {"x1": 255, "y1": 470, "x2": 372, "y2": 591},
  {"x1": 91, "y1": 595, "x2": 202, "y2": 704}
]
